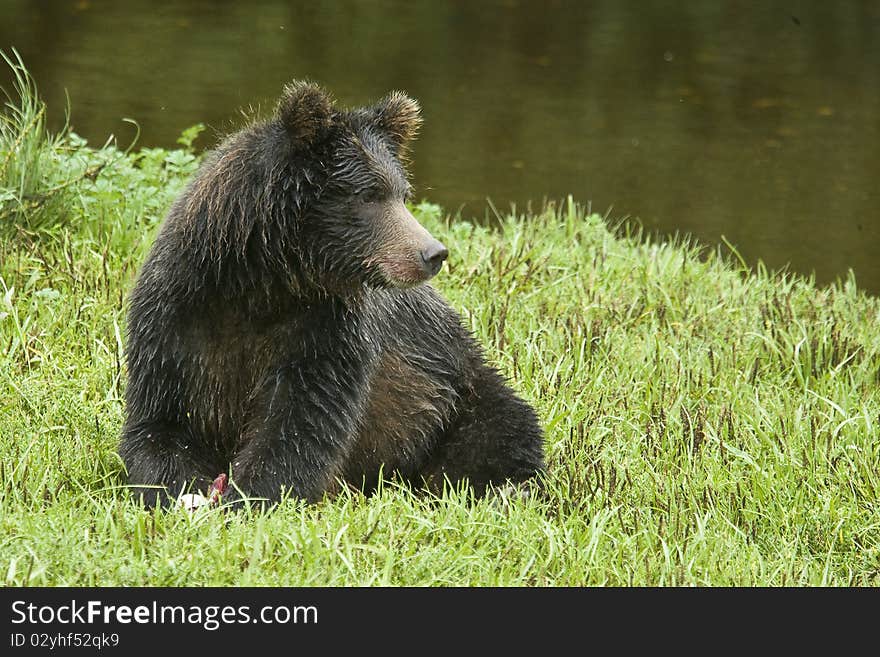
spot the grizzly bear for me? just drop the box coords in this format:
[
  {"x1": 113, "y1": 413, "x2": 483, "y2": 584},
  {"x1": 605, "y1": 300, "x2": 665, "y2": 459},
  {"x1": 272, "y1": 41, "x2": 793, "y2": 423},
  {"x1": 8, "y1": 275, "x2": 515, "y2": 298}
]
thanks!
[{"x1": 119, "y1": 81, "x2": 545, "y2": 508}]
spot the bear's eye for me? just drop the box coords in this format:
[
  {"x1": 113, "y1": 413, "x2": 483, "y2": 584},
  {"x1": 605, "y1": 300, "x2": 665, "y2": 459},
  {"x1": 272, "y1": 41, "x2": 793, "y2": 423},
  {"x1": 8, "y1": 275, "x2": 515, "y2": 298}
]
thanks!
[{"x1": 358, "y1": 188, "x2": 382, "y2": 203}]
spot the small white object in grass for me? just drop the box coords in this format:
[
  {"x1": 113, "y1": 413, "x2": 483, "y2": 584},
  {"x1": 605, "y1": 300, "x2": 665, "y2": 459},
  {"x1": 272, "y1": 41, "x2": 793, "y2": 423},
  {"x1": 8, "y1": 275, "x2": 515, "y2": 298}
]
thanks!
[{"x1": 177, "y1": 492, "x2": 211, "y2": 511}]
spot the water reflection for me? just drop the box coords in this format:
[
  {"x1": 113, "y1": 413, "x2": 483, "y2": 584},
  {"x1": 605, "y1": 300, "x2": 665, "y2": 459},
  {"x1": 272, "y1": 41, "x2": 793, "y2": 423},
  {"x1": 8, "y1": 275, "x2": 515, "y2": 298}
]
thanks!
[{"x1": 2, "y1": 0, "x2": 878, "y2": 293}]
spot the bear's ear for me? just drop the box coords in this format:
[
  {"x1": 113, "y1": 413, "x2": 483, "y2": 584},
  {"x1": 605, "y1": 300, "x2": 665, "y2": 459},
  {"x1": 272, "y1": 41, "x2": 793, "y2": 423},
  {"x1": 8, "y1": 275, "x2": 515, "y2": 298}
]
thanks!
[
  {"x1": 372, "y1": 91, "x2": 422, "y2": 155},
  {"x1": 275, "y1": 81, "x2": 335, "y2": 148}
]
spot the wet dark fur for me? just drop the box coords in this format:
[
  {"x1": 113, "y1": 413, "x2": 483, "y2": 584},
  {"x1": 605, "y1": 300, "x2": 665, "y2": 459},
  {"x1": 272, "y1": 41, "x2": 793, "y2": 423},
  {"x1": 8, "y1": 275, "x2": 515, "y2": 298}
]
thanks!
[{"x1": 120, "y1": 82, "x2": 545, "y2": 507}]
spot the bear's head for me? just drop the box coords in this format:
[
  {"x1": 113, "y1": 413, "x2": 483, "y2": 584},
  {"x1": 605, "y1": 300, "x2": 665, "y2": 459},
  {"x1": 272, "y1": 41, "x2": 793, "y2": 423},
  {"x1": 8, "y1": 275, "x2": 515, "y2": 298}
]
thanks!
[{"x1": 272, "y1": 81, "x2": 448, "y2": 293}]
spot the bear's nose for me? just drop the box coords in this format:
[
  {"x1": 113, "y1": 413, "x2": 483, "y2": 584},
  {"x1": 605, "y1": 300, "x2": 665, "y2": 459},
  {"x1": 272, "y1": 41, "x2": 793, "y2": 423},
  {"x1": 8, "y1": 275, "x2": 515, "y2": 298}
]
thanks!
[{"x1": 420, "y1": 241, "x2": 449, "y2": 276}]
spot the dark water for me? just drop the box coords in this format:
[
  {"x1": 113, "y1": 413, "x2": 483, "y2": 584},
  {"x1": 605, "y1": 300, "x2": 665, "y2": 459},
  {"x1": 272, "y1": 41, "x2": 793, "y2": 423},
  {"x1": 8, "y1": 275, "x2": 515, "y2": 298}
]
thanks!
[{"x1": 2, "y1": 0, "x2": 879, "y2": 294}]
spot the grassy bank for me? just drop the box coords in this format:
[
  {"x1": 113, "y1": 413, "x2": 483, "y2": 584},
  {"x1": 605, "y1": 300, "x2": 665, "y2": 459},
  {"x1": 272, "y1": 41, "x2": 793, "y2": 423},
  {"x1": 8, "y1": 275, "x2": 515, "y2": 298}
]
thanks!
[{"x1": 2, "y1": 63, "x2": 880, "y2": 586}]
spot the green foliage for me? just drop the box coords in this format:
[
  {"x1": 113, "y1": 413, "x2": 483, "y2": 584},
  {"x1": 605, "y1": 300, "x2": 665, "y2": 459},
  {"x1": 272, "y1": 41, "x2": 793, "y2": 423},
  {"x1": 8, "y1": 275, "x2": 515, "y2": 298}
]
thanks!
[
  {"x1": 176, "y1": 122, "x2": 205, "y2": 151},
  {"x1": 3, "y1": 147, "x2": 879, "y2": 584},
  {"x1": 0, "y1": 48, "x2": 73, "y2": 234},
  {"x1": 2, "y1": 63, "x2": 879, "y2": 586},
  {"x1": 0, "y1": 51, "x2": 203, "y2": 240}
]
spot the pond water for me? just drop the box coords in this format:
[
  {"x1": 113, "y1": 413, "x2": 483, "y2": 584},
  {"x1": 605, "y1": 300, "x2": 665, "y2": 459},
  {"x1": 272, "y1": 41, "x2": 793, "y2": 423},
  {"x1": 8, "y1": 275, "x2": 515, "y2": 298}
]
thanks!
[{"x1": 2, "y1": 0, "x2": 879, "y2": 294}]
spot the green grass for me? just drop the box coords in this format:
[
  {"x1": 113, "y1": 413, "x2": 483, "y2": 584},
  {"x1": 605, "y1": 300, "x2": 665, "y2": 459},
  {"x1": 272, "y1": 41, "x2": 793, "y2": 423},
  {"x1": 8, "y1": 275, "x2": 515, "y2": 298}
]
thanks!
[{"x1": 2, "y1": 62, "x2": 880, "y2": 586}]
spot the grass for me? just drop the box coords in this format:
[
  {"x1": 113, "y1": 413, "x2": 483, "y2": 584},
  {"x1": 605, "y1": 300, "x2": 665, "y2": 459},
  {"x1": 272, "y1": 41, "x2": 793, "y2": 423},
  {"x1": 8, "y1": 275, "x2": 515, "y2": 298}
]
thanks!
[{"x1": 2, "y1": 61, "x2": 880, "y2": 587}]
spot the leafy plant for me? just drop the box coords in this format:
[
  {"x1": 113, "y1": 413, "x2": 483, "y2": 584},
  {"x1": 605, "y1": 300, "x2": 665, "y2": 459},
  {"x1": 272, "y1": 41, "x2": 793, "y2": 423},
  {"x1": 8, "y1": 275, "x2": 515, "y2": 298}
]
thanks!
[
  {"x1": 176, "y1": 122, "x2": 206, "y2": 152},
  {"x1": 0, "y1": 48, "x2": 73, "y2": 233}
]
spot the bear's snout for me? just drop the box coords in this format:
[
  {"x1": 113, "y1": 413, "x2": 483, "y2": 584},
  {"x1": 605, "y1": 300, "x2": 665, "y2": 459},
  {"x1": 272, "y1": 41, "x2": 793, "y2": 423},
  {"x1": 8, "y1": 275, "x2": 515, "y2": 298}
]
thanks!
[
  {"x1": 420, "y1": 240, "x2": 449, "y2": 277},
  {"x1": 372, "y1": 202, "x2": 450, "y2": 287}
]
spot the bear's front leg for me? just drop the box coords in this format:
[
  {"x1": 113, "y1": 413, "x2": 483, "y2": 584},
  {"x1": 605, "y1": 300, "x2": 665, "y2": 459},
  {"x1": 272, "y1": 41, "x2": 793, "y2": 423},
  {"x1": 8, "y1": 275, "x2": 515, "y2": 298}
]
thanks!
[
  {"x1": 119, "y1": 421, "x2": 226, "y2": 508},
  {"x1": 227, "y1": 362, "x2": 364, "y2": 505}
]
